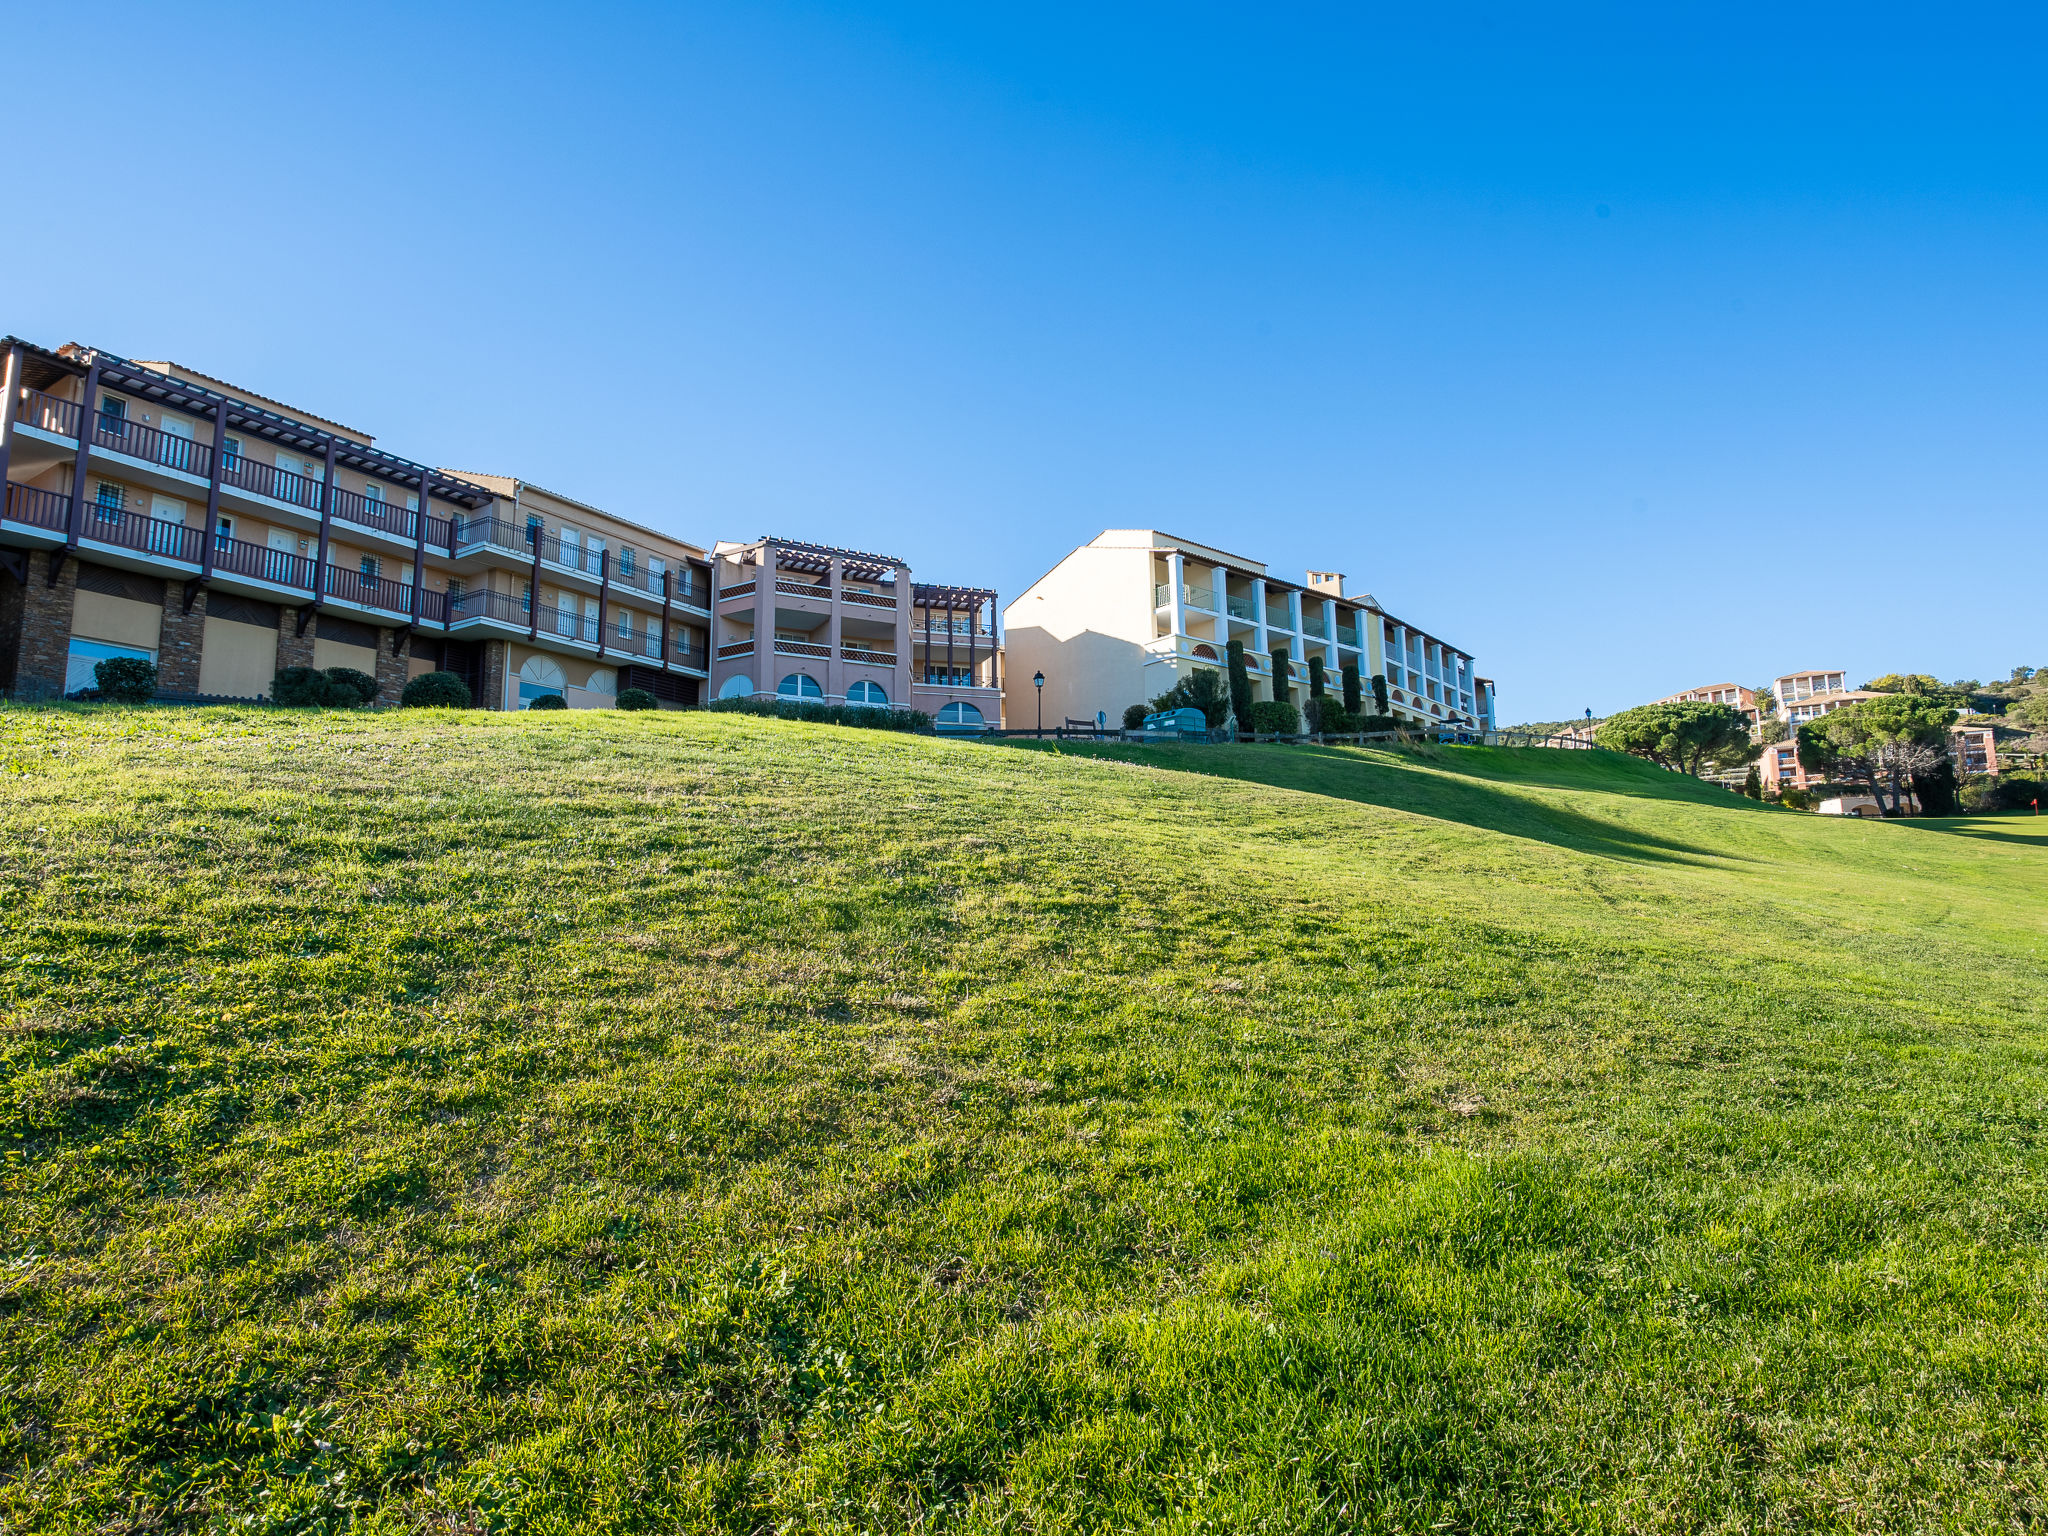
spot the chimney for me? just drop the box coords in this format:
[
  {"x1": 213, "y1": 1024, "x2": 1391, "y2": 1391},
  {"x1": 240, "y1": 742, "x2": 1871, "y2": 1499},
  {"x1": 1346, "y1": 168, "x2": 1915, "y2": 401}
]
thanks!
[{"x1": 1305, "y1": 569, "x2": 1345, "y2": 597}]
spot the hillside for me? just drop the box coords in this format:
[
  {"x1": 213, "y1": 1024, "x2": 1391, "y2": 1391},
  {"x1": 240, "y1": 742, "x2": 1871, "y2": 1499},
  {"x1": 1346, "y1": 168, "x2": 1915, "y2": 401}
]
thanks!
[{"x1": 3, "y1": 707, "x2": 2045, "y2": 1533}]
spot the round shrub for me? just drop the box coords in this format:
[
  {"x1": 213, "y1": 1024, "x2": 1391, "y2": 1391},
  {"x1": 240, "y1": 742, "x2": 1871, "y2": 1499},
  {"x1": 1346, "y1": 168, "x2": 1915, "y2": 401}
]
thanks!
[
  {"x1": 322, "y1": 667, "x2": 380, "y2": 707},
  {"x1": 616, "y1": 688, "x2": 659, "y2": 711},
  {"x1": 402, "y1": 670, "x2": 472, "y2": 709},
  {"x1": 527, "y1": 693, "x2": 568, "y2": 711},
  {"x1": 1250, "y1": 700, "x2": 1301, "y2": 735},
  {"x1": 271, "y1": 666, "x2": 328, "y2": 707},
  {"x1": 1122, "y1": 703, "x2": 1149, "y2": 731},
  {"x1": 93, "y1": 656, "x2": 158, "y2": 704}
]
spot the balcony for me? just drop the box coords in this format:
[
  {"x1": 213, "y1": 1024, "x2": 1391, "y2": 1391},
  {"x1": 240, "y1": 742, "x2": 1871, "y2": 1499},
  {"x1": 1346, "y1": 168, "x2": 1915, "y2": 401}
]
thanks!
[
  {"x1": 841, "y1": 645, "x2": 896, "y2": 666},
  {"x1": 213, "y1": 536, "x2": 314, "y2": 591},
  {"x1": 452, "y1": 516, "x2": 537, "y2": 560},
  {"x1": 92, "y1": 413, "x2": 213, "y2": 481},
  {"x1": 330, "y1": 484, "x2": 416, "y2": 541},
  {"x1": 15, "y1": 387, "x2": 80, "y2": 440},
  {"x1": 325, "y1": 564, "x2": 414, "y2": 617},
  {"x1": 222, "y1": 453, "x2": 325, "y2": 513},
  {"x1": 1225, "y1": 596, "x2": 1256, "y2": 621},
  {"x1": 773, "y1": 578, "x2": 831, "y2": 600},
  {"x1": 3, "y1": 482, "x2": 69, "y2": 533},
  {"x1": 77, "y1": 504, "x2": 204, "y2": 565},
  {"x1": 448, "y1": 589, "x2": 529, "y2": 628},
  {"x1": 774, "y1": 637, "x2": 832, "y2": 659},
  {"x1": 841, "y1": 587, "x2": 896, "y2": 610},
  {"x1": 717, "y1": 639, "x2": 755, "y2": 660},
  {"x1": 1335, "y1": 625, "x2": 1361, "y2": 648},
  {"x1": 719, "y1": 579, "x2": 756, "y2": 600},
  {"x1": 1154, "y1": 582, "x2": 1217, "y2": 611}
]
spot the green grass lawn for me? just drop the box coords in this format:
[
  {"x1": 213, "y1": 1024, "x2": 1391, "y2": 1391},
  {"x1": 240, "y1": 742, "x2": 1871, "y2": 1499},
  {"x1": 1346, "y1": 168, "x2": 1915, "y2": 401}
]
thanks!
[{"x1": 2, "y1": 706, "x2": 2045, "y2": 1534}]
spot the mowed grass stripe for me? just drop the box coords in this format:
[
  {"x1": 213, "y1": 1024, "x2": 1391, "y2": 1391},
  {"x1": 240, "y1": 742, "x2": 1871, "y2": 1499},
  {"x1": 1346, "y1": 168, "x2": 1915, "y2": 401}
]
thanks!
[{"x1": 1, "y1": 706, "x2": 2044, "y2": 1532}]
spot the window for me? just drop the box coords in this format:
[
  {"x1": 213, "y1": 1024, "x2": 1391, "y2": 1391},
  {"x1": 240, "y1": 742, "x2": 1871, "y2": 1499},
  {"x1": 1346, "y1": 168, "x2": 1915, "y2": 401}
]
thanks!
[
  {"x1": 526, "y1": 514, "x2": 544, "y2": 549},
  {"x1": 221, "y1": 436, "x2": 242, "y2": 467},
  {"x1": 522, "y1": 581, "x2": 533, "y2": 614},
  {"x1": 517, "y1": 655, "x2": 567, "y2": 708},
  {"x1": 616, "y1": 609, "x2": 633, "y2": 637},
  {"x1": 97, "y1": 396, "x2": 127, "y2": 437},
  {"x1": 65, "y1": 638, "x2": 155, "y2": 697},
  {"x1": 215, "y1": 515, "x2": 234, "y2": 549},
  {"x1": 619, "y1": 547, "x2": 636, "y2": 578},
  {"x1": 446, "y1": 578, "x2": 465, "y2": 603},
  {"x1": 360, "y1": 556, "x2": 381, "y2": 582},
  {"x1": 94, "y1": 481, "x2": 126, "y2": 514},
  {"x1": 936, "y1": 702, "x2": 985, "y2": 731},
  {"x1": 778, "y1": 673, "x2": 824, "y2": 698},
  {"x1": 718, "y1": 674, "x2": 755, "y2": 700},
  {"x1": 847, "y1": 680, "x2": 887, "y2": 705}
]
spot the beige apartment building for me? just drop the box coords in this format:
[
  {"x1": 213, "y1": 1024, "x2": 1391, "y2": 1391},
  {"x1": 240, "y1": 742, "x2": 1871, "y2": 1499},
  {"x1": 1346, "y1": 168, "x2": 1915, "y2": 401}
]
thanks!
[
  {"x1": 706, "y1": 537, "x2": 1002, "y2": 729},
  {"x1": 1661, "y1": 682, "x2": 1760, "y2": 728},
  {"x1": 0, "y1": 334, "x2": 1001, "y2": 720},
  {"x1": 1001, "y1": 529, "x2": 1491, "y2": 732}
]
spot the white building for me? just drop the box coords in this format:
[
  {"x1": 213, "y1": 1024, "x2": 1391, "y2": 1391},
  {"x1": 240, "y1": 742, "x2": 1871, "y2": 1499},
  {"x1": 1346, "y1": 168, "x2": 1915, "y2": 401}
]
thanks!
[{"x1": 1001, "y1": 529, "x2": 1489, "y2": 731}]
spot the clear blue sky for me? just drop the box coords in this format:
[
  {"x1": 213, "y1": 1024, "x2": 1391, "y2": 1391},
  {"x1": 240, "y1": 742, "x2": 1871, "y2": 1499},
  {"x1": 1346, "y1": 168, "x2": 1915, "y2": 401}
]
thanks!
[{"x1": 7, "y1": 3, "x2": 2042, "y2": 720}]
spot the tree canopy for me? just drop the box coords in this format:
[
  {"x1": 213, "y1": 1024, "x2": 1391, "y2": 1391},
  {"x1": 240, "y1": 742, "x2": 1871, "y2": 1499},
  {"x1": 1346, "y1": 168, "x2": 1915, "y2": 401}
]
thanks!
[
  {"x1": 1149, "y1": 668, "x2": 1232, "y2": 728},
  {"x1": 1797, "y1": 695, "x2": 1957, "y2": 816},
  {"x1": 1594, "y1": 701, "x2": 1756, "y2": 777}
]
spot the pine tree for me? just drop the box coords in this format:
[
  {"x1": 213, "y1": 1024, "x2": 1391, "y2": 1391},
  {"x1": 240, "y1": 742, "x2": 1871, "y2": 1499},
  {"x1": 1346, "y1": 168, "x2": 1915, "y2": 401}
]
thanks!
[
  {"x1": 1341, "y1": 662, "x2": 1362, "y2": 715},
  {"x1": 1371, "y1": 672, "x2": 1391, "y2": 716},
  {"x1": 1270, "y1": 646, "x2": 1293, "y2": 705},
  {"x1": 1225, "y1": 640, "x2": 1254, "y2": 735}
]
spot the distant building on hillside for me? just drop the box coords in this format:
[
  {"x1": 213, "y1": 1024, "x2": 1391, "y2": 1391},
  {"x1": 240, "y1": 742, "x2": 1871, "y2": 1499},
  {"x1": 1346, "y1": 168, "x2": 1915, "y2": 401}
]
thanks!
[
  {"x1": 1001, "y1": 529, "x2": 1486, "y2": 732},
  {"x1": 1658, "y1": 682, "x2": 1761, "y2": 729}
]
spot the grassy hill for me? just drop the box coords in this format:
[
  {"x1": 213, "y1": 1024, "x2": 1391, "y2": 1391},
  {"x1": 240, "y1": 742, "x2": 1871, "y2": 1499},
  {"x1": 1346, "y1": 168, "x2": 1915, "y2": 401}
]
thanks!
[{"x1": 2, "y1": 707, "x2": 2044, "y2": 1533}]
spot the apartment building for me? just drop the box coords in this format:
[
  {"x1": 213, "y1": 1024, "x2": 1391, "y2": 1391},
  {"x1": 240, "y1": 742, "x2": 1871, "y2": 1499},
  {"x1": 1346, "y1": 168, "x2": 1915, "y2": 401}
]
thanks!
[
  {"x1": 1, "y1": 333, "x2": 1002, "y2": 719},
  {"x1": 1001, "y1": 530, "x2": 1486, "y2": 731},
  {"x1": 1661, "y1": 682, "x2": 1760, "y2": 728},
  {"x1": 705, "y1": 536, "x2": 1002, "y2": 728}
]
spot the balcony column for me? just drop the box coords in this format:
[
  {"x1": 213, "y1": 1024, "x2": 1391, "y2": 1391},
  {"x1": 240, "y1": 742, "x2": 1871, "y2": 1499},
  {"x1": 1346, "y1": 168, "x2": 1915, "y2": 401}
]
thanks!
[
  {"x1": 596, "y1": 546, "x2": 611, "y2": 660},
  {"x1": 528, "y1": 522, "x2": 542, "y2": 640},
  {"x1": 758, "y1": 543, "x2": 775, "y2": 695},
  {"x1": 61, "y1": 356, "x2": 102, "y2": 566},
  {"x1": 893, "y1": 564, "x2": 913, "y2": 701},
  {"x1": 0, "y1": 344, "x2": 21, "y2": 497},
  {"x1": 966, "y1": 598, "x2": 978, "y2": 687},
  {"x1": 1166, "y1": 551, "x2": 1186, "y2": 642},
  {"x1": 660, "y1": 568, "x2": 673, "y2": 673},
  {"x1": 408, "y1": 474, "x2": 430, "y2": 632},
  {"x1": 1322, "y1": 597, "x2": 1338, "y2": 669},
  {"x1": 1212, "y1": 564, "x2": 1229, "y2": 632},
  {"x1": 825, "y1": 557, "x2": 843, "y2": 697},
  {"x1": 309, "y1": 438, "x2": 337, "y2": 610},
  {"x1": 1251, "y1": 577, "x2": 1268, "y2": 657},
  {"x1": 1286, "y1": 590, "x2": 1304, "y2": 662}
]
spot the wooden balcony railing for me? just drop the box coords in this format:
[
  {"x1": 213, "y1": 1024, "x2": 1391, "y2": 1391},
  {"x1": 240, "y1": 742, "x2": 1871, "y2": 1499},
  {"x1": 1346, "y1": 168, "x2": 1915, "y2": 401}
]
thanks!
[
  {"x1": 213, "y1": 536, "x2": 314, "y2": 590},
  {"x1": 841, "y1": 588, "x2": 897, "y2": 610},
  {"x1": 841, "y1": 645, "x2": 896, "y2": 666},
  {"x1": 324, "y1": 564, "x2": 412, "y2": 615},
  {"x1": 774, "y1": 578, "x2": 829, "y2": 599},
  {"x1": 447, "y1": 589, "x2": 528, "y2": 626},
  {"x1": 717, "y1": 640, "x2": 754, "y2": 660},
  {"x1": 719, "y1": 580, "x2": 756, "y2": 600},
  {"x1": 92, "y1": 414, "x2": 213, "y2": 478},
  {"x1": 3, "y1": 482, "x2": 70, "y2": 532},
  {"x1": 774, "y1": 637, "x2": 832, "y2": 658},
  {"x1": 222, "y1": 453, "x2": 324, "y2": 511},
  {"x1": 14, "y1": 387, "x2": 80, "y2": 439},
  {"x1": 80, "y1": 504, "x2": 204, "y2": 564},
  {"x1": 330, "y1": 484, "x2": 416, "y2": 540},
  {"x1": 451, "y1": 516, "x2": 537, "y2": 556}
]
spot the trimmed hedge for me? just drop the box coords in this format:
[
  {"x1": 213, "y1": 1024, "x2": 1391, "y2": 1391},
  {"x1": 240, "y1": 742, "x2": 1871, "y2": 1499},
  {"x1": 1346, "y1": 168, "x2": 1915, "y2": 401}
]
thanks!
[
  {"x1": 401, "y1": 671, "x2": 473, "y2": 709},
  {"x1": 527, "y1": 694, "x2": 569, "y2": 711},
  {"x1": 616, "y1": 688, "x2": 660, "y2": 711},
  {"x1": 93, "y1": 657, "x2": 158, "y2": 704},
  {"x1": 1250, "y1": 700, "x2": 1300, "y2": 734},
  {"x1": 706, "y1": 697, "x2": 933, "y2": 733},
  {"x1": 1122, "y1": 703, "x2": 1149, "y2": 731},
  {"x1": 273, "y1": 666, "x2": 380, "y2": 708}
]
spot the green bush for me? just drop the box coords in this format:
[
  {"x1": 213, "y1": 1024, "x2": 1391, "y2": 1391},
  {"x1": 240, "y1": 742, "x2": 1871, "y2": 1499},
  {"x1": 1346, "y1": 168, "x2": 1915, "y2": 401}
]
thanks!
[
  {"x1": 1250, "y1": 700, "x2": 1300, "y2": 735},
  {"x1": 705, "y1": 697, "x2": 933, "y2": 733},
  {"x1": 1226, "y1": 640, "x2": 1253, "y2": 734},
  {"x1": 92, "y1": 656, "x2": 157, "y2": 704},
  {"x1": 1779, "y1": 786, "x2": 1815, "y2": 810},
  {"x1": 401, "y1": 671, "x2": 472, "y2": 709},
  {"x1": 1960, "y1": 774, "x2": 2041, "y2": 813},
  {"x1": 616, "y1": 688, "x2": 660, "y2": 711},
  {"x1": 1371, "y1": 673, "x2": 1391, "y2": 715},
  {"x1": 1341, "y1": 663, "x2": 1362, "y2": 715},
  {"x1": 527, "y1": 693, "x2": 569, "y2": 711},
  {"x1": 274, "y1": 666, "x2": 380, "y2": 708},
  {"x1": 1122, "y1": 703, "x2": 1149, "y2": 731},
  {"x1": 1304, "y1": 697, "x2": 1351, "y2": 733}
]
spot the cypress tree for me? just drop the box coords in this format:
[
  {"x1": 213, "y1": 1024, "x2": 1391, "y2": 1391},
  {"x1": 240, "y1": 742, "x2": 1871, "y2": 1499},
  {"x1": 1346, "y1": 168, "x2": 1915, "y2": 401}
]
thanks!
[
  {"x1": 1270, "y1": 646, "x2": 1293, "y2": 705},
  {"x1": 1307, "y1": 655, "x2": 1326, "y2": 699},
  {"x1": 1371, "y1": 672, "x2": 1391, "y2": 716},
  {"x1": 1341, "y1": 662, "x2": 1362, "y2": 715},
  {"x1": 1225, "y1": 639, "x2": 1254, "y2": 734}
]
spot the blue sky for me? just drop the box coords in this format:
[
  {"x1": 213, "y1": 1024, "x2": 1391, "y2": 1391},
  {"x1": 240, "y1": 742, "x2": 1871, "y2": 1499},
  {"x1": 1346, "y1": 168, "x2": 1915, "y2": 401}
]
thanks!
[{"x1": 6, "y1": 2, "x2": 2042, "y2": 720}]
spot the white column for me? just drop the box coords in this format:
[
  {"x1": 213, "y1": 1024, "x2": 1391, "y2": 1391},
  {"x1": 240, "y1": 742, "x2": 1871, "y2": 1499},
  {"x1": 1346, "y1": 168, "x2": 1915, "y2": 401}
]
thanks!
[
  {"x1": 1252, "y1": 579, "x2": 1269, "y2": 692},
  {"x1": 1211, "y1": 565, "x2": 1229, "y2": 620},
  {"x1": 758, "y1": 544, "x2": 776, "y2": 696},
  {"x1": 826, "y1": 556, "x2": 844, "y2": 699},
  {"x1": 1286, "y1": 590, "x2": 1304, "y2": 662},
  {"x1": 1167, "y1": 551, "x2": 1186, "y2": 644},
  {"x1": 892, "y1": 564, "x2": 913, "y2": 704}
]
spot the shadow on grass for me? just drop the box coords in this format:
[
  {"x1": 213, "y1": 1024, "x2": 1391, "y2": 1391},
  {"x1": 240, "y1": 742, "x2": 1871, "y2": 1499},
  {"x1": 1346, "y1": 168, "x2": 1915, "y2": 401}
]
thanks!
[
  {"x1": 1891, "y1": 817, "x2": 2048, "y2": 850},
  {"x1": 988, "y1": 739, "x2": 1737, "y2": 867}
]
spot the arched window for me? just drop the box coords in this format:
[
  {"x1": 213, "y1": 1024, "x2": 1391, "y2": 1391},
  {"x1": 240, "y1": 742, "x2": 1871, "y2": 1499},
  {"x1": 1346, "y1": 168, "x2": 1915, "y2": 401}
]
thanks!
[
  {"x1": 846, "y1": 680, "x2": 888, "y2": 705},
  {"x1": 778, "y1": 673, "x2": 824, "y2": 698},
  {"x1": 582, "y1": 668, "x2": 615, "y2": 696},
  {"x1": 518, "y1": 655, "x2": 566, "y2": 708},
  {"x1": 936, "y1": 701, "x2": 985, "y2": 731},
  {"x1": 717, "y1": 673, "x2": 755, "y2": 700}
]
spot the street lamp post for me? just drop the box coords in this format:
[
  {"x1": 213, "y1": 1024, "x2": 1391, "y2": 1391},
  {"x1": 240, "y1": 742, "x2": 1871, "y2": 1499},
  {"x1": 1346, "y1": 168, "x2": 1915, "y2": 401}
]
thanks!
[{"x1": 1034, "y1": 671, "x2": 1045, "y2": 736}]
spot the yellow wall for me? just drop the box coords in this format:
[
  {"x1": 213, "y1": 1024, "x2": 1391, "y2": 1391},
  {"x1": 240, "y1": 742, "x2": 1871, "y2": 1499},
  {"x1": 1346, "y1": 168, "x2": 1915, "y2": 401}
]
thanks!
[
  {"x1": 313, "y1": 639, "x2": 381, "y2": 676},
  {"x1": 199, "y1": 619, "x2": 277, "y2": 698},
  {"x1": 72, "y1": 591, "x2": 163, "y2": 649}
]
